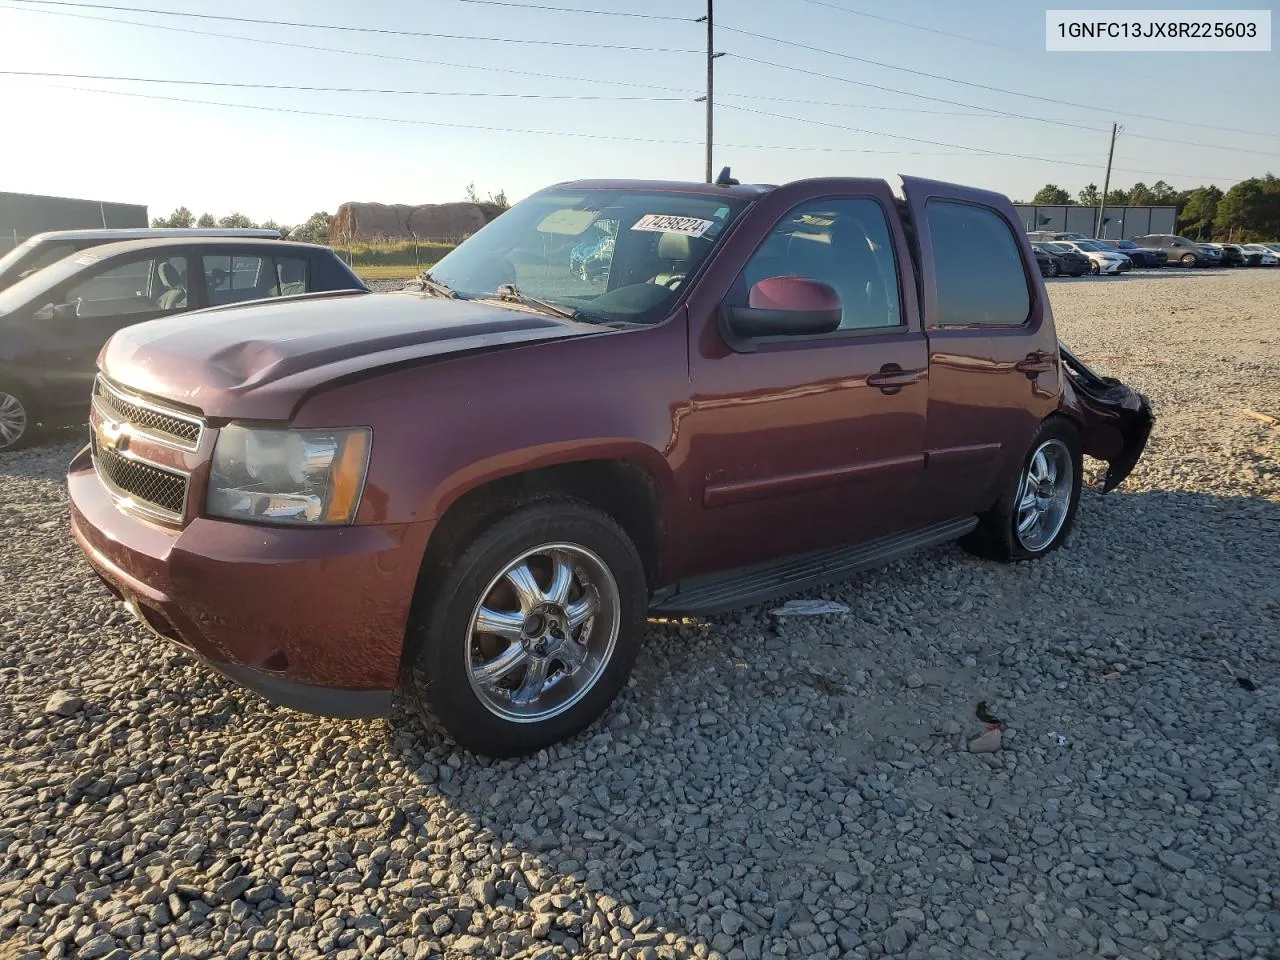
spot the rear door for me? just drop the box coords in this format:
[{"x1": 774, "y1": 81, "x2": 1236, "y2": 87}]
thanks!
[
  {"x1": 679, "y1": 178, "x2": 929, "y2": 576},
  {"x1": 899, "y1": 177, "x2": 1061, "y2": 522}
]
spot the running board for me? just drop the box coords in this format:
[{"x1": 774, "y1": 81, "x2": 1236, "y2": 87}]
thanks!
[{"x1": 650, "y1": 516, "x2": 978, "y2": 616}]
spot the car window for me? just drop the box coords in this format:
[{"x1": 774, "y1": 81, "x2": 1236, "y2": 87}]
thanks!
[
  {"x1": 926, "y1": 201, "x2": 1031, "y2": 327},
  {"x1": 59, "y1": 255, "x2": 189, "y2": 318},
  {"x1": 205, "y1": 252, "x2": 310, "y2": 304},
  {"x1": 736, "y1": 198, "x2": 902, "y2": 331},
  {"x1": 270, "y1": 256, "x2": 309, "y2": 296}
]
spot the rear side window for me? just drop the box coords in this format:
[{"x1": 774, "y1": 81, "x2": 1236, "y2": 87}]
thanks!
[
  {"x1": 926, "y1": 201, "x2": 1030, "y2": 327},
  {"x1": 204, "y1": 253, "x2": 308, "y2": 305}
]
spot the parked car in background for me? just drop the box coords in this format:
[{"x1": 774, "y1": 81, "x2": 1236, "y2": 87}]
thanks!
[
  {"x1": 1027, "y1": 230, "x2": 1088, "y2": 242},
  {"x1": 0, "y1": 228, "x2": 285, "y2": 293},
  {"x1": 1265, "y1": 243, "x2": 1280, "y2": 259},
  {"x1": 1129, "y1": 234, "x2": 1210, "y2": 267},
  {"x1": 1226, "y1": 244, "x2": 1261, "y2": 267},
  {"x1": 0, "y1": 237, "x2": 366, "y2": 450},
  {"x1": 1204, "y1": 243, "x2": 1244, "y2": 267},
  {"x1": 1031, "y1": 241, "x2": 1090, "y2": 276},
  {"x1": 1240, "y1": 243, "x2": 1277, "y2": 266},
  {"x1": 1197, "y1": 243, "x2": 1227, "y2": 266},
  {"x1": 1059, "y1": 240, "x2": 1132, "y2": 275},
  {"x1": 67, "y1": 173, "x2": 1153, "y2": 756},
  {"x1": 1099, "y1": 239, "x2": 1166, "y2": 268}
]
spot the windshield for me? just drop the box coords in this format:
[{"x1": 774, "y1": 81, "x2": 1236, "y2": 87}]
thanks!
[
  {"x1": 1043, "y1": 242, "x2": 1073, "y2": 254},
  {"x1": 1073, "y1": 240, "x2": 1108, "y2": 252},
  {"x1": 0, "y1": 246, "x2": 101, "y2": 313},
  {"x1": 426, "y1": 188, "x2": 747, "y2": 324},
  {"x1": 1109, "y1": 240, "x2": 1135, "y2": 248},
  {"x1": 0, "y1": 239, "x2": 39, "y2": 278}
]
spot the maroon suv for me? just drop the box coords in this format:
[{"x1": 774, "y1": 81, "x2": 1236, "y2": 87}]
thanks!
[{"x1": 68, "y1": 174, "x2": 1153, "y2": 756}]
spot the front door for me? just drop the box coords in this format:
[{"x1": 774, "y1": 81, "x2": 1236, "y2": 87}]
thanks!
[
  {"x1": 677, "y1": 181, "x2": 929, "y2": 578},
  {"x1": 28, "y1": 251, "x2": 193, "y2": 414}
]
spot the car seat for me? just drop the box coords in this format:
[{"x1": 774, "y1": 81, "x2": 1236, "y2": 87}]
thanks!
[{"x1": 155, "y1": 261, "x2": 188, "y2": 310}]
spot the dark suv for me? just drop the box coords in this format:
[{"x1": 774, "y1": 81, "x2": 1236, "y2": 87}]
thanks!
[
  {"x1": 0, "y1": 237, "x2": 365, "y2": 449},
  {"x1": 1128, "y1": 234, "x2": 1206, "y2": 267},
  {"x1": 68, "y1": 175, "x2": 1153, "y2": 756}
]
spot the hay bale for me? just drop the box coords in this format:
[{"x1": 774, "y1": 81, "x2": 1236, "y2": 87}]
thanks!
[{"x1": 332, "y1": 201, "x2": 504, "y2": 244}]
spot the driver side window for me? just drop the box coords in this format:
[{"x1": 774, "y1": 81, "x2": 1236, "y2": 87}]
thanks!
[
  {"x1": 737, "y1": 198, "x2": 903, "y2": 331},
  {"x1": 62, "y1": 256, "x2": 189, "y2": 319}
]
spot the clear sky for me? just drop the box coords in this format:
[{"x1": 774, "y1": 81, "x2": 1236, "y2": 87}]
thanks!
[{"x1": 1, "y1": 0, "x2": 1276, "y2": 225}]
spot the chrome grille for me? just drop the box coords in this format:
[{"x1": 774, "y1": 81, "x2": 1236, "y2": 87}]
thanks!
[
  {"x1": 92, "y1": 437, "x2": 189, "y2": 520},
  {"x1": 94, "y1": 377, "x2": 203, "y2": 449}
]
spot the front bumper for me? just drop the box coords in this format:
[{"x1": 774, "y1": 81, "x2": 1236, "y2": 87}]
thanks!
[
  {"x1": 1058, "y1": 343, "x2": 1154, "y2": 493},
  {"x1": 68, "y1": 444, "x2": 428, "y2": 718}
]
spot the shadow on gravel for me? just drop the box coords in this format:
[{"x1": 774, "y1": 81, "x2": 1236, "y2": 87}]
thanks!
[{"x1": 383, "y1": 483, "x2": 1279, "y2": 958}]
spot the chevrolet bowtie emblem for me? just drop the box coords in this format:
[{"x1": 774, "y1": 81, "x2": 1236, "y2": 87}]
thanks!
[{"x1": 98, "y1": 419, "x2": 128, "y2": 454}]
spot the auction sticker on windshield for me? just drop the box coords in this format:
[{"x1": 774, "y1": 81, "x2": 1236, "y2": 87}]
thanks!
[{"x1": 631, "y1": 214, "x2": 715, "y2": 237}]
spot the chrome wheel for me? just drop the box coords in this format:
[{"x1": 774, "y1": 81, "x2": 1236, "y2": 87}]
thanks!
[
  {"x1": 0, "y1": 391, "x2": 28, "y2": 450},
  {"x1": 1015, "y1": 439, "x2": 1073, "y2": 552},
  {"x1": 466, "y1": 542, "x2": 620, "y2": 723}
]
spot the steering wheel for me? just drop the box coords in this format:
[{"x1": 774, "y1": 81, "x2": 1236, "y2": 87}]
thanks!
[{"x1": 662, "y1": 274, "x2": 686, "y2": 290}]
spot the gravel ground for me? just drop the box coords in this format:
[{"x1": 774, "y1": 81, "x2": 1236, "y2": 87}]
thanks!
[{"x1": 2, "y1": 270, "x2": 1278, "y2": 960}]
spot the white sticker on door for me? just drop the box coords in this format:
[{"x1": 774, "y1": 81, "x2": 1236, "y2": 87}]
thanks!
[{"x1": 631, "y1": 214, "x2": 715, "y2": 237}]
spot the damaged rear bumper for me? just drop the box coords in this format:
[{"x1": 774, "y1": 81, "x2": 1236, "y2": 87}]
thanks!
[{"x1": 1058, "y1": 341, "x2": 1155, "y2": 492}]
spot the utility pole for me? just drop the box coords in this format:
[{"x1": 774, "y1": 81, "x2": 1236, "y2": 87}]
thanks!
[
  {"x1": 696, "y1": 1, "x2": 722, "y2": 182},
  {"x1": 1095, "y1": 122, "x2": 1118, "y2": 238},
  {"x1": 696, "y1": 1, "x2": 716, "y2": 181}
]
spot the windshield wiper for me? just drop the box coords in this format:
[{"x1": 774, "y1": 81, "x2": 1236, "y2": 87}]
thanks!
[
  {"x1": 417, "y1": 272, "x2": 460, "y2": 299},
  {"x1": 488, "y1": 283, "x2": 579, "y2": 321}
]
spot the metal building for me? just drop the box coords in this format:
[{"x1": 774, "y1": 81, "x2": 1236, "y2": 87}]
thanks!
[
  {"x1": 0, "y1": 191, "x2": 148, "y2": 253},
  {"x1": 1013, "y1": 204, "x2": 1177, "y2": 240}
]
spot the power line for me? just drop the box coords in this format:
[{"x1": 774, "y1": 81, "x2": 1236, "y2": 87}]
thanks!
[
  {"x1": 797, "y1": 0, "x2": 1029, "y2": 56},
  {"x1": 0, "y1": 70, "x2": 692, "y2": 100},
  {"x1": 12, "y1": 80, "x2": 979, "y2": 157},
  {"x1": 0, "y1": 3, "x2": 699, "y2": 93},
  {"x1": 718, "y1": 103, "x2": 1253, "y2": 183},
  {"x1": 2, "y1": 0, "x2": 697, "y2": 50},
  {"x1": 721, "y1": 30, "x2": 1280, "y2": 143},
  {"x1": 428, "y1": 0, "x2": 691, "y2": 20}
]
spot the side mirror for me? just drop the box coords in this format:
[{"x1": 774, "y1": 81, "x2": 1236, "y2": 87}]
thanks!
[{"x1": 720, "y1": 276, "x2": 842, "y2": 352}]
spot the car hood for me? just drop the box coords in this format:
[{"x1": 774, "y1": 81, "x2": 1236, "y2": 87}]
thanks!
[{"x1": 100, "y1": 290, "x2": 602, "y2": 420}]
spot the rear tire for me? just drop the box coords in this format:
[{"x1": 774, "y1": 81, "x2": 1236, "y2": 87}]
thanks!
[
  {"x1": 961, "y1": 418, "x2": 1082, "y2": 562},
  {"x1": 403, "y1": 499, "x2": 647, "y2": 757},
  {"x1": 0, "y1": 384, "x2": 34, "y2": 452}
]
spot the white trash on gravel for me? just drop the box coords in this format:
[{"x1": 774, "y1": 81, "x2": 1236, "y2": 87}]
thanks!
[{"x1": 1, "y1": 271, "x2": 1277, "y2": 960}]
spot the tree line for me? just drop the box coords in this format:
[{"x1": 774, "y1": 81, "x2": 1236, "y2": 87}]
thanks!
[
  {"x1": 150, "y1": 208, "x2": 333, "y2": 243},
  {"x1": 150, "y1": 186, "x2": 509, "y2": 245},
  {"x1": 1025, "y1": 174, "x2": 1280, "y2": 241}
]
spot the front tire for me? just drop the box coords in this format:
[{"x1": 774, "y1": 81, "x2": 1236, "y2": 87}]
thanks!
[
  {"x1": 961, "y1": 418, "x2": 1082, "y2": 562},
  {"x1": 0, "y1": 385, "x2": 33, "y2": 452},
  {"x1": 404, "y1": 500, "x2": 647, "y2": 757},
  {"x1": 1180, "y1": 253, "x2": 1197, "y2": 267}
]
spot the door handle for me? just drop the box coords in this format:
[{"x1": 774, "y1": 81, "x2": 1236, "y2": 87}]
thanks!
[
  {"x1": 1014, "y1": 352, "x2": 1056, "y2": 377},
  {"x1": 866, "y1": 364, "x2": 920, "y2": 394}
]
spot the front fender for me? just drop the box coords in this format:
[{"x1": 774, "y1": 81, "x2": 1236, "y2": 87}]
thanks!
[{"x1": 1057, "y1": 340, "x2": 1154, "y2": 492}]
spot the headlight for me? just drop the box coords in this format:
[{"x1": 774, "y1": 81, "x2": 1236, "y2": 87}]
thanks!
[{"x1": 207, "y1": 425, "x2": 371, "y2": 525}]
